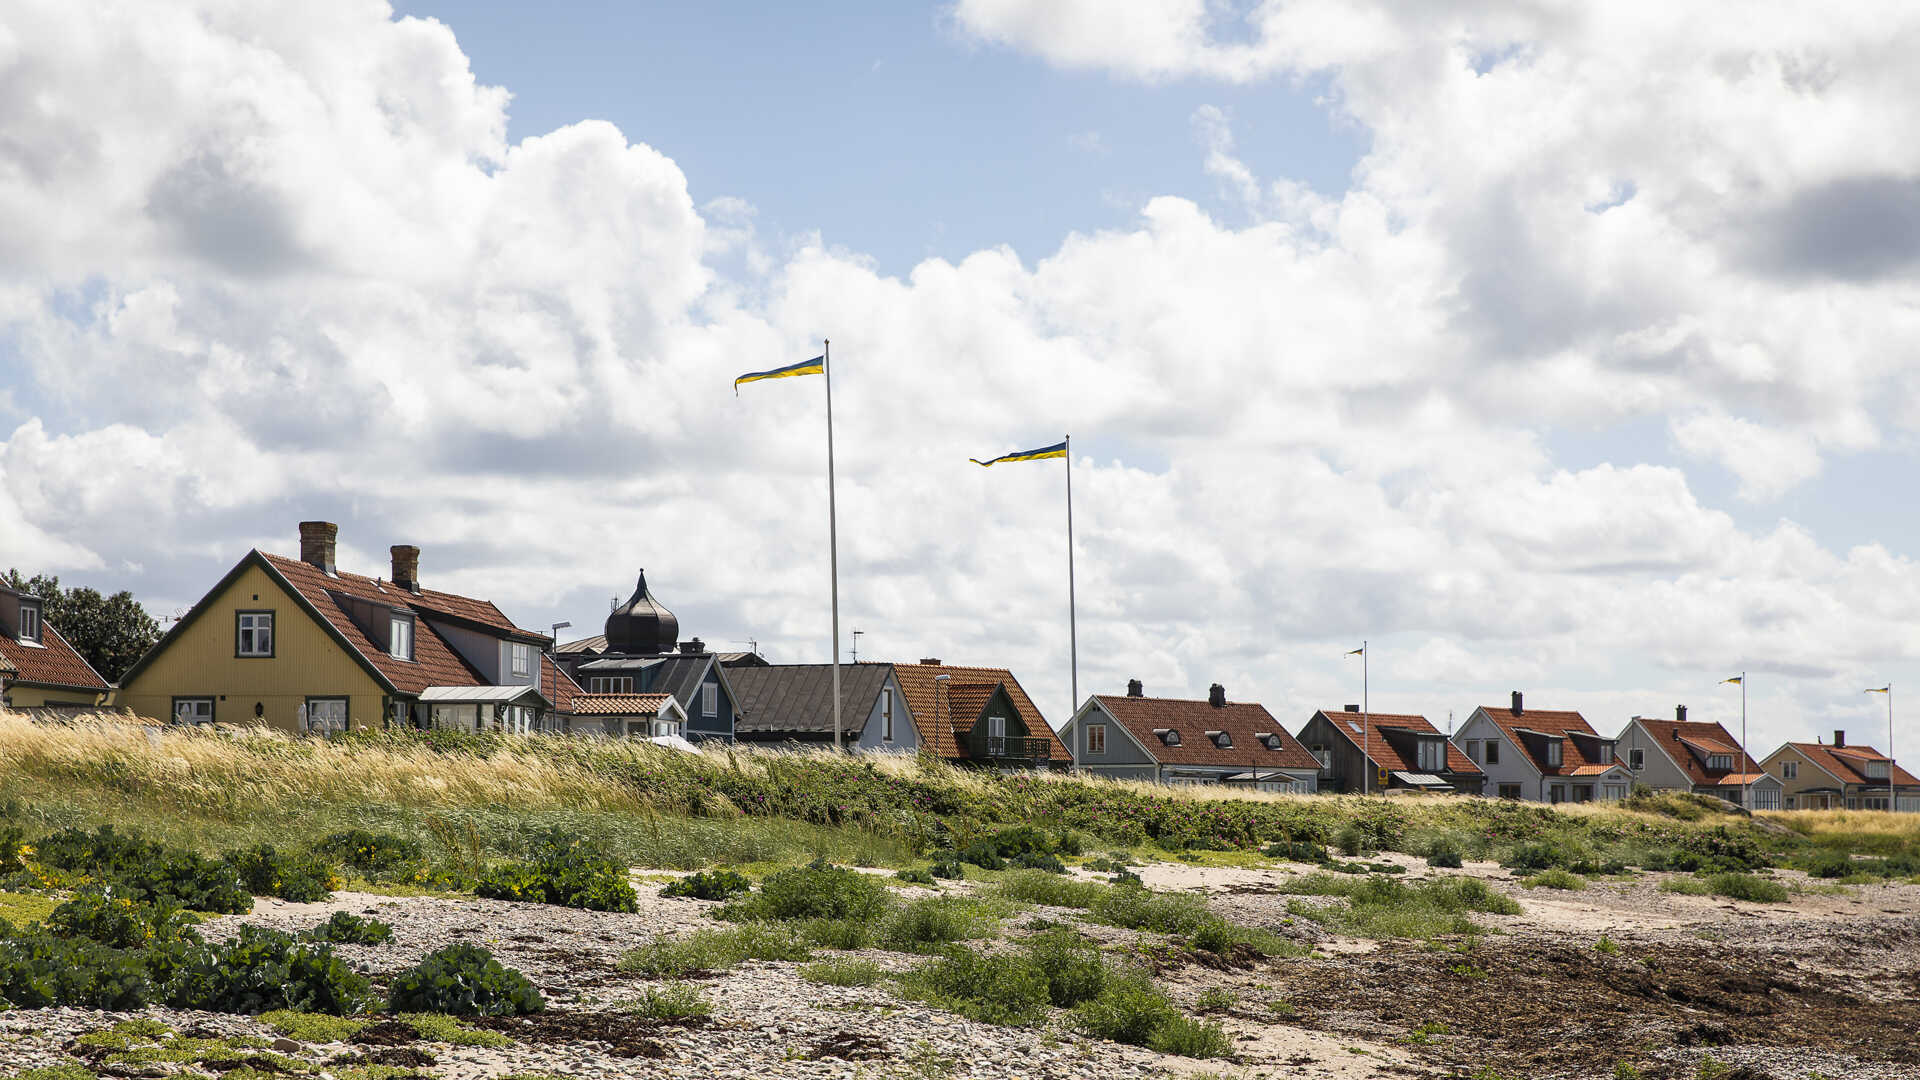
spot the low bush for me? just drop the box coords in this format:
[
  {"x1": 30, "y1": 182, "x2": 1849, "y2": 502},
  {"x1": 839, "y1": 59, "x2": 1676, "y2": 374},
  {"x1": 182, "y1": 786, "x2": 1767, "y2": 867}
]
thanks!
[
  {"x1": 991, "y1": 869, "x2": 1106, "y2": 909},
  {"x1": 1148, "y1": 1013, "x2": 1233, "y2": 1058},
  {"x1": 166, "y1": 925, "x2": 373, "y2": 1015},
  {"x1": 896, "y1": 946, "x2": 1051, "y2": 1026},
  {"x1": 1011, "y1": 851, "x2": 1067, "y2": 874},
  {"x1": 881, "y1": 895, "x2": 1003, "y2": 953},
  {"x1": 304, "y1": 911, "x2": 394, "y2": 945},
  {"x1": 1262, "y1": 840, "x2": 1329, "y2": 864},
  {"x1": 32, "y1": 825, "x2": 162, "y2": 878},
  {"x1": 1524, "y1": 869, "x2": 1588, "y2": 891},
  {"x1": 1658, "y1": 876, "x2": 1711, "y2": 896},
  {"x1": 1334, "y1": 822, "x2": 1373, "y2": 857},
  {"x1": 718, "y1": 859, "x2": 891, "y2": 923},
  {"x1": 800, "y1": 957, "x2": 883, "y2": 986},
  {"x1": 956, "y1": 825, "x2": 1077, "y2": 871},
  {"x1": 796, "y1": 916, "x2": 876, "y2": 950},
  {"x1": 1022, "y1": 926, "x2": 1107, "y2": 1006},
  {"x1": 1424, "y1": 838, "x2": 1466, "y2": 869},
  {"x1": 626, "y1": 981, "x2": 712, "y2": 1020},
  {"x1": 1280, "y1": 874, "x2": 1519, "y2": 939},
  {"x1": 894, "y1": 866, "x2": 936, "y2": 885},
  {"x1": 310, "y1": 829, "x2": 426, "y2": 880},
  {"x1": 0, "y1": 926, "x2": 153, "y2": 1009},
  {"x1": 387, "y1": 943, "x2": 543, "y2": 1016},
  {"x1": 224, "y1": 844, "x2": 337, "y2": 903},
  {"x1": 1088, "y1": 882, "x2": 1213, "y2": 936},
  {"x1": 475, "y1": 834, "x2": 636, "y2": 912},
  {"x1": 928, "y1": 856, "x2": 965, "y2": 880},
  {"x1": 660, "y1": 869, "x2": 753, "y2": 901},
  {"x1": 1070, "y1": 969, "x2": 1178, "y2": 1045},
  {"x1": 618, "y1": 925, "x2": 812, "y2": 977},
  {"x1": 45, "y1": 890, "x2": 200, "y2": 950},
  {"x1": 1703, "y1": 872, "x2": 1788, "y2": 903},
  {"x1": 1195, "y1": 986, "x2": 1237, "y2": 1013}
]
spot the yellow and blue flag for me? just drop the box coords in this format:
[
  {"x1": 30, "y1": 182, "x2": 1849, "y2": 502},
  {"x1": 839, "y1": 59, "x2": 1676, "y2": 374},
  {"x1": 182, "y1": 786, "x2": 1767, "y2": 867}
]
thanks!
[
  {"x1": 735, "y1": 355, "x2": 824, "y2": 394},
  {"x1": 970, "y1": 440, "x2": 1067, "y2": 467},
  {"x1": 1723, "y1": 675, "x2": 1743, "y2": 685}
]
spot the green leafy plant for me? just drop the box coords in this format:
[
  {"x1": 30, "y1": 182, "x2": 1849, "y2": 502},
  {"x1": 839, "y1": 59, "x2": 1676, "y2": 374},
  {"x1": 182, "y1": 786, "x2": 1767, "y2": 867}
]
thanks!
[
  {"x1": 387, "y1": 943, "x2": 543, "y2": 1016},
  {"x1": 1147, "y1": 1013, "x2": 1233, "y2": 1058},
  {"x1": 625, "y1": 981, "x2": 712, "y2": 1020},
  {"x1": 659, "y1": 868, "x2": 753, "y2": 901},
  {"x1": 475, "y1": 834, "x2": 636, "y2": 912},
  {"x1": 1022, "y1": 927, "x2": 1108, "y2": 1007},
  {"x1": 165, "y1": 925, "x2": 373, "y2": 1015},
  {"x1": 896, "y1": 946, "x2": 1052, "y2": 1026},
  {"x1": 224, "y1": 844, "x2": 337, "y2": 903},
  {"x1": 304, "y1": 911, "x2": 394, "y2": 945},
  {"x1": 45, "y1": 890, "x2": 200, "y2": 950},
  {"x1": 1523, "y1": 868, "x2": 1588, "y2": 891},
  {"x1": 1070, "y1": 969, "x2": 1179, "y2": 1046},
  {"x1": 718, "y1": 859, "x2": 891, "y2": 922},
  {"x1": 0, "y1": 927, "x2": 154, "y2": 1009},
  {"x1": 1703, "y1": 872, "x2": 1788, "y2": 903},
  {"x1": 894, "y1": 866, "x2": 936, "y2": 885},
  {"x1": 800, "y1": 957, "x2": 883, "y2": 986},
  {"x1": 1195, "y1": 986, "x2": 1238, "y2": 1013}
]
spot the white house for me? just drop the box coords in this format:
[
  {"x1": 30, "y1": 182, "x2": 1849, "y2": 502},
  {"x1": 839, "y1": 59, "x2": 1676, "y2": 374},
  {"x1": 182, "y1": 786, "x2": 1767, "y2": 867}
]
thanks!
[{"x1": 1453, "y1": 692, "x2": 1634, "y2": 803}]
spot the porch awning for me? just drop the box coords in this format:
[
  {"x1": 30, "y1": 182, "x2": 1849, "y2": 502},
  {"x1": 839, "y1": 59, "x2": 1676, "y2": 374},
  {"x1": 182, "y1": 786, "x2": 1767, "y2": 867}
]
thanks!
[{"x1": 1391, "y1": 771, "x2": 1453, "y2": 787}]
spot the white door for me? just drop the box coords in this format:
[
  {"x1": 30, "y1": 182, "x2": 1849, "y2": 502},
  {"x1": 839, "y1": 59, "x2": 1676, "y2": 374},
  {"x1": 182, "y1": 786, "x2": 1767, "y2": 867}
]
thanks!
[{"x1": 307, "y1": 698, "x2": 349, "y2": 736}]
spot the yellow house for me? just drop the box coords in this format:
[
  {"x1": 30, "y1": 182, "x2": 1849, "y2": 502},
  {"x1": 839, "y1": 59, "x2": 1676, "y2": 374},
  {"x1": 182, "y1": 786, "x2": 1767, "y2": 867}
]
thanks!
[
  {"x1": 0, "y1": 583, "x2": 112, "y2": 708},
  {"x1": 117, "y1": 521, "x2": 569, "y2": 733}
]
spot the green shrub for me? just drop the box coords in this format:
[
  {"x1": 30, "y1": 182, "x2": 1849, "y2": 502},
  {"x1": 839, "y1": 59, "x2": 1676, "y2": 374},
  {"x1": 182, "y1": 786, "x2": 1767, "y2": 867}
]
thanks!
[
  {"x1": 32, "y1": 824, "x2": 162, "y2": 877},
  {"x1": 166, "y1": 925, "x2": 373, "y2": 1015},
  {"x1": 224, "y1": 845, "x2": 337, "y2": 903},
  {"x1": 123, "y1": 851, "x2": 252, "y2": 914},
  {"x1": 1262, "y1": 840, "x2": 1329, "y2": 863},
  {"x1": 1010, "y1": 851, "x2": 1067, "y2": 874},
  {"x1": 1022, "y1": 927, "x2": 1107, "y2": 1006},
  {"x1": 310, "y1": 829, "x2": 426, "y2": 879},
  {"x1": 45, "y1": 890, "x2": 200, "y2": 950},
  {"x1": 305, "y1": 911, "x2": 394, "y2": 945},
  {"x1": 894, "y1": 867, "x2": 936, "y2": 885},
  {"x1": 881, "y1": 895, "x2": 1000, "y2": 952},
  {"x1": 1070, "y1": 970, "x2": 1179, "y2": 1045},
  {"x1": 0, "y1": 928, "x2": 153, "y2": 1009},
  {"x1": 475, "y1": 834, "x2": 636, "y2": 912},
  {"x1": 1594, "y1": 936, "x2": 1620, "y2": 954},
  {"x1": 897, "y1": 946, "x2": 1052, "y2": 1026},
  {"x1": 1147, "y1": 1013, "x2": 1233, "y2": 1058},
  {"x1": 1088, "y1": 882, "x2": 1213, "y2": 935},
  {"x1": 1659, "y1": 876, "x2": 1711, "y2": 896},
  {"x1": 800, "y1": 957, "x2": 883, "y2": 986},
  {"x1": 1424, "y1": 837, "x2": 1466, "y2": 869},
  {"x1": 387, "y1": 943, "x2": 543, "y2": 1016},
  {"x1": 719, "y1": 859, "x2": 891, "y2": 922},
  {"x1": 660, "y1": 869, "x2": 752, "y2": 901},
  {"x1": 928, "y1": 856, "x2": 965, "y2": 880},
  {"x1": 1280, "y1": 873, "x2": 1518, "y2": 939},
  {"x1": 795, "y1": 916, "x2": 876, "y2": 950},
  {"x1": 1524, "y1": 869, "x2": 1588, "y2": 891},
  {"x1": 618, "y1": 925, "x2": 812, "y2": 977},
  {"x1": 1195, "y1": 986, "x2": 1237, "y2": 1013},
  {"x1": 1704, "y1": 872, "x2": 1788, "y2": 903},
  {"x1": 992, "y1": 870, "x2": 1105, "y2": 909},
  {"x1": 625, "y1": 981, "x2": 711, "y2": 1020},
  {"x1": 1335, "y1": 822, "x2": 1372, "y2": 856}
]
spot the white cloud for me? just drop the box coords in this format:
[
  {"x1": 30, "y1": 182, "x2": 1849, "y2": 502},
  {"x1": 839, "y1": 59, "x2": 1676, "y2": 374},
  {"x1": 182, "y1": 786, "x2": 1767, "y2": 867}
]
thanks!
[{"x1": 3, "y1": 0, "x2": 1920, "y2": 756}]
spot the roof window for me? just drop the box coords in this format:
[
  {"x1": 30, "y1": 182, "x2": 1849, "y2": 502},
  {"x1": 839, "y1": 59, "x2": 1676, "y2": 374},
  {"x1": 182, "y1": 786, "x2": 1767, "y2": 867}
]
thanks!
[
  {"x1": 1207, "y1": 730, "x2": 1231, "y2": 748},
  {"x1": 1154, "y1": 728, "x2": 1181, "y2": 746}
]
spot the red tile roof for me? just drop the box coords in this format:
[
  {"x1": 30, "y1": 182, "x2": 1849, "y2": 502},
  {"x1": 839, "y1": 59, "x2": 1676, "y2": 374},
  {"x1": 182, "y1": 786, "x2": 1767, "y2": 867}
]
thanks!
[
  {"x1": 1630, "y1": 717, "x2": 1763, "y2": 786},
  {"x1": 570, "y1": 693, "x2": 675, "y2": 716},
  {"x1": 1783, "y1": 742, "x2": 1920, "y2": 787},
  {"x1": 262, "y1": 552, "x2": 489, "y2": 695},
  {"x1": 542, "y1": 654, "x2": 582, "y2": 714},
  {"x1": 1094, "y1": 695, "x2": 1320, "y2": 771},
  {"x1": 889, "y1": 661, "x2": 1068, "y2": 762},
  {"x1": 0, "y1": 623, "x2": 110, "y2": 694},
  {"x1": 1313, "y1": 710, "x2": 1481, "y2": 775},
  {"x1": 1476, "y1": 705, "x2": 1628, "y2": 777}
]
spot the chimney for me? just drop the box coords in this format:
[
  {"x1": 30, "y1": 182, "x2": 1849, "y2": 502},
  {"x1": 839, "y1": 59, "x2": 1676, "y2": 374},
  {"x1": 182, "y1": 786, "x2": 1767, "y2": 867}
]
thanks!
[
  {"x1": 679, "y1": 637, "x2": 705, "y2": 655},
  {"x1": 390, "y1": 545, "x2": 420, "y2": 594},
  {"x1": 1126, "y1": 678, "x2": 1143, "y2": 697},
  {"x1": 1676, "y1": 704, "x2": 1687, "y2": 724},
  {"x1": 299, "y1": 521, "x2": 338, "y2": 575},
  {"x1": 1208, "y1": 683, "x2": 1226, "y2": 708},
  {"x1": 1672, "y1": 726, "x2": 1680, "y2": 741},
  {"x1": 1511, "y1": 690, "x2": 1524, "y2": 716},
  {"x1": 1834, "y1": 730, "x2": 1845, "y2": 749},
  {"x1": 919, "y1": 658, "x2": 942, "y2": 666},
  {"x1": 1344, "y1": 704, "x2": 1360, "y2": 712}
]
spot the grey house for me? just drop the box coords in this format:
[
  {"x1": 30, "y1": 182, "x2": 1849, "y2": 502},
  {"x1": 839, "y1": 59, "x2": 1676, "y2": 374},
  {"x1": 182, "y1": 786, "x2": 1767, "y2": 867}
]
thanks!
[
  {"x1": 727, "y1": 663, "x2": 915, "y2": 751},
  {"x1": 1615, "y1": 706, "x2": 1782, "y2": 810},
  {"x1": 1453, "y1": 692, "x2": 1634, "y2": 803},
  {"x1": 1061, "y1": 680, "x2": 1320, "y2": 791},
  {"x1": 555, "y1": 570, "x2": 742, "y2": 742}
]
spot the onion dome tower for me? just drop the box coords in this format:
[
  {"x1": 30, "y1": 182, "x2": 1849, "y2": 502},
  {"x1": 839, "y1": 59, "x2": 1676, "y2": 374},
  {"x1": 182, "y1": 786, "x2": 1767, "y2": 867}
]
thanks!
[{"x1": 604, "y1": 569, "x2": 679, "y2": 655}]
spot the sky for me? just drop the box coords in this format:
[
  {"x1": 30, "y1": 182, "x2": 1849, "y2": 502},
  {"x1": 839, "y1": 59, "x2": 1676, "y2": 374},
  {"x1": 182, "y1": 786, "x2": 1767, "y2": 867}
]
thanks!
[{"x1": 4, "y1": 0, "x2": 1920, "y2": 755}]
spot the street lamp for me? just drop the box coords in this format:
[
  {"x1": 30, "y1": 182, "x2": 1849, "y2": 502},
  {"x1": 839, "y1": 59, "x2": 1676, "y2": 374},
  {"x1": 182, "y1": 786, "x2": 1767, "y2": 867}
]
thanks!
[
  {"x1": 549, "y1": 621, "x2": 571, "y2": 653},
  {"x1": 1867, "y1": 685, "x2": 1893, "y2": 813}
]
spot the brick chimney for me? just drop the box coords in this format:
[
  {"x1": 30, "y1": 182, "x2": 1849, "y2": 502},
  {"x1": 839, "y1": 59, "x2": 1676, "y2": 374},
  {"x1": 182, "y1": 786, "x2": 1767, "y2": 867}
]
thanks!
[
  {"x1": 1208, "y1": 683, "x2": 1226, "y2": 708},
  {"x1": 1344, "y1": 704, "x2": 1360, "y2": 712},
  {"x1": 919, "y1": 658, "x2": 941, "y2": 666},
  {"x1": 1676, "y1": 704, "x2": 1687, "y2": 724},
  {"x1": 299, "y1": 521, "x2": 338, "y2": 575},
  {"x1": 1511, "y1": 690, "x2": 1524, "y2": 716},
  {"x1": 1126, "y1": 678, "x2": 1143, "y2": 697},
  {"x1": 1834, "y1": 730, "x2": 1846, "y2": 749},
  {"x1": 679, "y1": 637, "x2": 705, "y2": 655},
  {"x1": 391, "y1": 545, "x2": 420, "y2": 593}
]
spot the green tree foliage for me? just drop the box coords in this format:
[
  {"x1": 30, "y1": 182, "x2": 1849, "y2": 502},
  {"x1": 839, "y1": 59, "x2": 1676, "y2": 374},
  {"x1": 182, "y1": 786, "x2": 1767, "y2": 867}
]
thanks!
[{"x1": 3, "y1": 570, "x2": 161, "y2": 683}]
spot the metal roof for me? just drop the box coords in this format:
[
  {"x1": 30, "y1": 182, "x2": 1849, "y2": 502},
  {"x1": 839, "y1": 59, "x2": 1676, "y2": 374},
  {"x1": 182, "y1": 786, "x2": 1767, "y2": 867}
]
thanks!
[
  {"x1": 419, "y1": 685, "x2": 550, "y2": 705},
  {"x1": 1390, "y1": 771, "x2": 1453, "y2": 786}
]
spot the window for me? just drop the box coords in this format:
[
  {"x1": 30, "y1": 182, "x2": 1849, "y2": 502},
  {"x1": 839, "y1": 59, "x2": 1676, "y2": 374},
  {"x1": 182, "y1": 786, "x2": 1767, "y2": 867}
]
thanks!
[
  {"x1": 1707, "y1": 754, "x2": 1732, "y2": 771},
  {"x1": 987, "y1": 715, "x2": 1007, "y2": 756},
  {"x1": 1086, "y1": 723, "x2": 1106, "y2": 754},
  {"x1": 1549, "y1": 784, "x2": 1566, "y2": 804},
  {"x1": 303, "y1": 697, "x2": 349, "y2": 737},
  {"x1": 510, "y1": 643, "x2": 532, "y2": 678},
  {"x1": 1465, "y1": 739, "x2": 1479, "y2": 762},
  {"x1": 235, "y1": 611, "x2": 273, "y2": 657},
  {"x1": 16, "y1": 602, "x2": 40, "y2": 644},
  {"x1": 431, "y1": 703, "x2": 475, "y2": 731},
  {"x1": 172, "y1": 697, "x2": 214, "y2": 725},
  {"x1": 1310, "y1": 744, "x2": 1331, "y2": 769},
  {"x1": 1159, "y1": 729, "x2": 1181, "y2": 747},
  {"x1": 1543, "y1": 740, "x2": 1562, "y2": 767},
  {"x1": 702, "y1": 683, "x2": 718, "y2": 717},
  {"x1": 1603, "y1": 784, "x2": 1627, "y2": 801},
  {"x1": 652, "y1": 717, "x2": 681, "y2": 738},
  {"x1": 1865, "y1": 760, "x2": 1890, "y2": 780},
  {"x1": 1784, "y1": 796, "x2": 1796, "y2": 809},
  {"x1": 1497, "y1": 783, "x2": 1523, "y2": 799},
  {"x1": 1629, "y1": 747, "x2": 1645, "y2": 771},
  {"x1": 1484, "y1": 740, "x2": 1500, "y2": 765},
  {"x1": 1782, "y1": 761, "x2": 1797, "y2": 780},
  {"x1": 389, "y1": 616, "x2": 414, "y2": 660},
  {"x1": 1212, "y1": 731, "x2": 1232, "y2": 748},
  {"x1": 1417, "y1": 739, "x2": 1443, "y2": 772},
  {"x1": 882, "y1": 688, "x2": 895, "y2": 741},
  {"x1": 503, "y1": 705, "x2": 532, "y2": 735},
  {"x1": 589, "y1": 676, "x2": 634, "y2": 693}
]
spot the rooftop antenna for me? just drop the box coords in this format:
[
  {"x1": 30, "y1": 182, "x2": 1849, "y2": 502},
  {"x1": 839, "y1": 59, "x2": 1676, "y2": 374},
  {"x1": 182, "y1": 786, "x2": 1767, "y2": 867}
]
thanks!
[
  {"x1": 732, "y1": 638, "x2": 760, "y2": 658},
  {"x1": 851, "y1": 629, "x2": 864, "y2": 662}
]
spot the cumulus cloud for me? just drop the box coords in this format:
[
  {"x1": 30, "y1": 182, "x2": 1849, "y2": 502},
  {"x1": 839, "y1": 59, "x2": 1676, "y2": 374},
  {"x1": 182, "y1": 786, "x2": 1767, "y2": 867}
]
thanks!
[{"x1": 3, "y1": 0, "x2": 1919, "y2": 753}]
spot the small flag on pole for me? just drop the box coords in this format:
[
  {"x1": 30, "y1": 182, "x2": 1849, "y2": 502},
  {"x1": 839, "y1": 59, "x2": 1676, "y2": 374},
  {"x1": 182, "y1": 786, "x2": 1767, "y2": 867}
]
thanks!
[
  {"x1": 1867, "y1": 686, "x2": 1890, "y2": 694},
  {"x1": 734, "y1": 355, "x2": 825, "y2": 394},
  {"x1": 970, "y1": 441, "x2": 1067, "y2": 467},
  {"x1": 1346, "y1": 647, "x2": 1365, "y2": 656},
  {"x1": 1723, "y1": 676, "x2": 1743, "y2": 685}
]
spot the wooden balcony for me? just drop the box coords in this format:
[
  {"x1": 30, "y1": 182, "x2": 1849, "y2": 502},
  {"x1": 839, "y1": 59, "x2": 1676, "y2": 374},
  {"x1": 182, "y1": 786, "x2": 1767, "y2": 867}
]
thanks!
[{"x1": 966, "y1": 733, "x2": 1053, "y2": 764}]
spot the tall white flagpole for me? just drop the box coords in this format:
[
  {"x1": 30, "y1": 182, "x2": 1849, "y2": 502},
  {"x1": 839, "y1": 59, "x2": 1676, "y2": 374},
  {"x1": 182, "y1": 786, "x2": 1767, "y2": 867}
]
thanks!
[
  {"x1": 1740, "y1": 671, "x2": 1748, "y2": 809},
  {"x1": 1065, "y1": 433, "x2": 1078, "y2": 774},
  {"x1": 1363, "y1": 641, "x2": 1370, "y2": 796},
  {"x1": 1889, "y1": 684, "x2": 1896, "y2": 814},
  {"x1": 824, "y1": 339, "x2": 842, "y2": 751}
]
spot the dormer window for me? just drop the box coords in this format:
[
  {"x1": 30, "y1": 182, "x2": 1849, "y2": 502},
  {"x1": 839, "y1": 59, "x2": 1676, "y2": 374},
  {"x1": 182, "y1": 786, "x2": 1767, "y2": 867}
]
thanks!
[
  {"x1": 1207, "y1": 730, "x2": 1231, "y2": 748},
  {"x1": 389, "y1": 615, "x2": 414, "y2": 661},
  {"x1": 1865, "y1": 760, "x2": 1890, "y2": 781},
  {"x1": 1416, "y1": 738, "x2": 1444, "y2": 772},
  {"x1": 1257, "y1": 733, "x2": 1278, "y2": 750},
  {"x1": 1707, "y1": 753, "x2": 1732, "y2": 771},
  {"x1": 1544, "y1": 739, "x2": 1563, "y2": 767},
  {"x1": 510, "y1": 643, "x2": 532, "y2": 678},
  {"x1": 16, "y1": 602, "x2": 40, "y2": 644},
  {"x1": 1155, "y1": 728, "x2": 1181, "y2": 746}
]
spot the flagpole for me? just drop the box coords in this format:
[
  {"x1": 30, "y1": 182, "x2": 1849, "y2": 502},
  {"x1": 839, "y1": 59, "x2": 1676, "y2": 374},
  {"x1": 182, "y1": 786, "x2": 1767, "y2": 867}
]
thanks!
[
  {"x1": 1888, "y1": 684, "x2": 1896, "y2": 814},
  {"x1": 1065, "y1": 433, "x2": 1078, "y2": 774},
  {"x1": 825, "y1": 339, "x2": 842, "y2": 751},
  {"x1": 1362, "y1": 641, "x2": 1370, "y2": 796},
  {"x1": 1740, "y1": 671, "x2": 1748, "y2": 809}
]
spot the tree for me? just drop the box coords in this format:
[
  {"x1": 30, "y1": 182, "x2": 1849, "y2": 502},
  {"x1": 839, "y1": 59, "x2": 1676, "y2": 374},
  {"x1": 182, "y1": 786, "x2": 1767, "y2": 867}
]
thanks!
[{"x1": 4, "y1": 570, "x2": 161, "y2": 684}]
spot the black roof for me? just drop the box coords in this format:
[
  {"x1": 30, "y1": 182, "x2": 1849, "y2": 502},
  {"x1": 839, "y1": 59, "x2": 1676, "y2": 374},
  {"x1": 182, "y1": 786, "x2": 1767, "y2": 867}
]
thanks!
[{"x1": 728, "y1": 663, "x2": 896, "y2": 736}]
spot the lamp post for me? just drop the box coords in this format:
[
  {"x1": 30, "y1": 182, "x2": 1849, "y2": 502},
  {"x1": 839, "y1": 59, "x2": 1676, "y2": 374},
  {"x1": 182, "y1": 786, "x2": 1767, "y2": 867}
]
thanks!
[
  {"x1": 1867, "y1": 684, "x2": 1893, "y2": 812},
  {"x1": 549, "y1": 621, "x2": 571, "y2": 652},
  {"x1": 1346, "y1": 643, "x2": 1368, "y2": 794}
]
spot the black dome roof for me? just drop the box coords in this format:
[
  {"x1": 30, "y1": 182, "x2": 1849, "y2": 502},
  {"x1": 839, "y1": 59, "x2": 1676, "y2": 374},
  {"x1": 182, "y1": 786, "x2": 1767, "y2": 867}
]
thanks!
[{"x1": 605, "y1": 569, "x2": 678, "y2": 655}]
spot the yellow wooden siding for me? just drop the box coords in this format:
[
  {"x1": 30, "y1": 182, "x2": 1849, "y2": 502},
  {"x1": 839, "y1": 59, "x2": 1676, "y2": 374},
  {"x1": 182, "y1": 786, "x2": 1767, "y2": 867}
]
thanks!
[
  {"x1": 3, "y1": 685, "x2": 106, "y2": 708},
  {"x1": 117, "y1": 561, "x2": 386, "y2": 733}
]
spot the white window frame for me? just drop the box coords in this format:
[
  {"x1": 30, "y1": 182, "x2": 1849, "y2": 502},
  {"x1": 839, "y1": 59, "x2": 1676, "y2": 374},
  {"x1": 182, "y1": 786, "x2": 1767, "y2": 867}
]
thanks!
[
  {"x1": 236, "y1": 611, "x2": 273, "y2": 657},
  {"x1": 17, "y1": 603, "x2": 41, "y2": 644},
  {"x1": 510, "y1": 643, "x2": 532, "y2": 678},
  {"x1": 1086, "y1": 723, "x2": 1106, "y2": 754},
  {"x1": 1465, "y1": 739, "x2": 1479, "y2": 762},
  {"x1": 702, "y1": 682, "x2": 718, "y2": 718},
  {"x1": 173, "y1": 697, "x2": 214, "y2": 725},
  {"x1": 1708, "y1": 754, "x2": 1732, "y2": 771},
  {"x1": 1485, "y1": 740, "x2": 1500, "y2": 765},
  {"x1": 589, "y1": 676, "x2": 634, "y2": 694},
  {"x1": 389, "y1": 615, "x2": 414, "y2": 661},
  {"x1": 1865, "y1": 761, "x2": 1890, "y2": 780},
  {"x1": 882, "y1": 687, "x2": 895, "y2": 741},
  {"x1": 1629, "y1": 747, "x2": 1645, "y2": 771},
  {"x1": 1419, "y1": 739, "x2": 1443, "y2": 772},
  {"x1": 1544, "y1": 740, "x2": 1562, "y2": 767},
  {"x1": 304, "y1": 697, "x2": 349, "y2": 737},
  {"x1": 988, "y1": 714, "x2": 1007, "y2": 755},
  {"x1": 1603, "y1": 784, "x2": 1627, "y2": 801},
  {"x1": 1782, "y1": 761, "x2": 1797, "y2": 780}
]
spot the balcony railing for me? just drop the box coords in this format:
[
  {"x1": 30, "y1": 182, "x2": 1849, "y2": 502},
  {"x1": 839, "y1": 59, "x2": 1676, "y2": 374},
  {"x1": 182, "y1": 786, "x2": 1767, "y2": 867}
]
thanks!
[{"x1": 967, "y1": 733, "x2": 1053, "y2": 763}]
